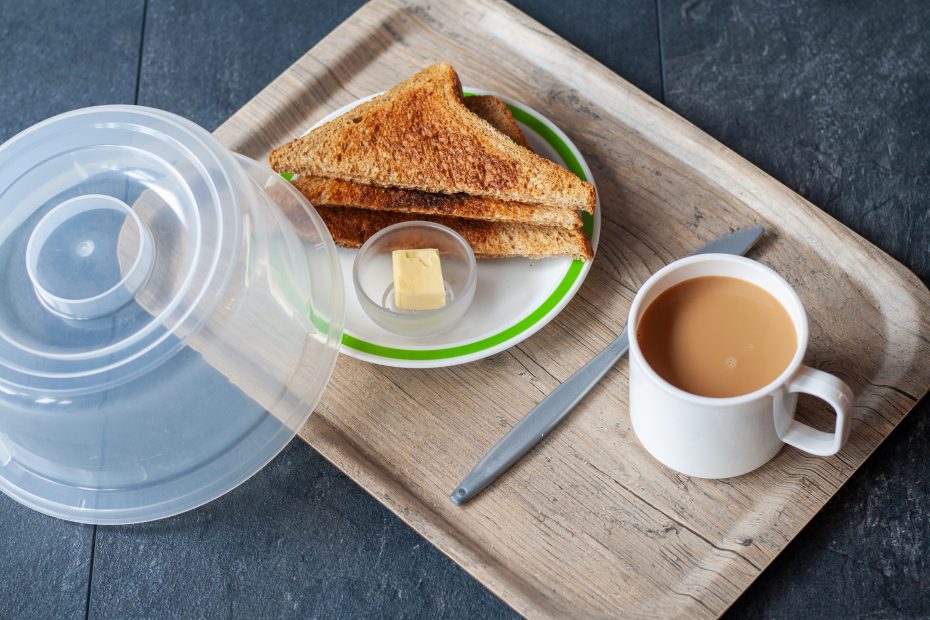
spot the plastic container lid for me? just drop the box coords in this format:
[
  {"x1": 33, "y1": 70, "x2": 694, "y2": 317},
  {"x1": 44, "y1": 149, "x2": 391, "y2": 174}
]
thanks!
[{"x1": 0, "y1": 106, "x2": 344, "y2": 523}]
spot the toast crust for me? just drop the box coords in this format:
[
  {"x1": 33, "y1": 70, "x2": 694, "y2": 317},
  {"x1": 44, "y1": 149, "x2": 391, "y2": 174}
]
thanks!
[
  {"x1": 293, "y1": 176, "x2": 583, "y2": 229},
  {"x1": 269, "y1": 63, "x2": 596, "y2": 212},
  {"x1": 315, "y1": 205, "x2": 593, "y2": 261}
]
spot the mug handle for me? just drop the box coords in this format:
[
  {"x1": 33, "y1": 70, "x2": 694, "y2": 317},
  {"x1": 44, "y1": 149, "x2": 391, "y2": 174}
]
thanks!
[{"x1": 780, "y1": 365, "x2": 854, "y2": 457}]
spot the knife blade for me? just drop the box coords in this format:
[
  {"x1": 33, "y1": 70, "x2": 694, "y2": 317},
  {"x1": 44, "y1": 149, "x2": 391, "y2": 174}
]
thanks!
[{"x1": 450, "y1": 226, "x2": 765, "y2": 505}]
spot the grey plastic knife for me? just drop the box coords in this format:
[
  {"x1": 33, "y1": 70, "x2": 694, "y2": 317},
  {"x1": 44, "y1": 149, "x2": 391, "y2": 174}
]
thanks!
[{"x1": 450, "y1": 226, "x2": 765, "y2": 505}]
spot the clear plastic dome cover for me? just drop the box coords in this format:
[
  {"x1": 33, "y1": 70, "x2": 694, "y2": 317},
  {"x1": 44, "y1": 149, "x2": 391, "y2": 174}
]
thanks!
[{"x1": 0, "y1": 106, "x2": 344, "y2": 523}]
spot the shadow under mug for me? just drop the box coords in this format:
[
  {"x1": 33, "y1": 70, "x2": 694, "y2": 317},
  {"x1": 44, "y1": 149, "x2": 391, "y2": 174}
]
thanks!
[{"x1": 627, "y1": 254, "x2": 854, "y2": 479}]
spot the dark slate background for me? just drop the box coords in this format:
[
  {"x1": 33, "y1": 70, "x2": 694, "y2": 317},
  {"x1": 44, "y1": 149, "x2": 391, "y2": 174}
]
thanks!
[{"x1": 1, "y1": 0, "x2": 927, "y2": 617}]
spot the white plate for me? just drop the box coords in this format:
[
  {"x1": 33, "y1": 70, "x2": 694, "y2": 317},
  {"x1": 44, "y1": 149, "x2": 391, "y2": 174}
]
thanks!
[{"x1": 301, "y1": 88, "x2": 600, "y2": 368}]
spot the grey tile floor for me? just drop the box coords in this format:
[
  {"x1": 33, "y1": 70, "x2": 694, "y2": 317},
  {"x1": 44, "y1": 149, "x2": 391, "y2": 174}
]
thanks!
[{"x1": 0, "y1": 0, "x2": 927, "y2": 617}]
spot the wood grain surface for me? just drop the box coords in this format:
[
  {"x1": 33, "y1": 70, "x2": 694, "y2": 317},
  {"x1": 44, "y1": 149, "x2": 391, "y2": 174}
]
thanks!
[{"x1": 213, "y1": 0, "x2": 930, "y2": 617}]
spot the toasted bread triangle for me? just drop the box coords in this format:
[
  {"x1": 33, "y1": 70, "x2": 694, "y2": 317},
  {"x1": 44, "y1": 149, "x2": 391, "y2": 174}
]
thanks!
[
  {"x1": 314, "y1": 206, "x2": 593, "y2": 261},
  {"x1": 293, "y1": 176, "x2": 583, "y2": 228},
  {"x1": 269, "y1": 63, "x2": 596, "y2": 211},
  {"x1": 293, "y1": 94, "x2": 582, "y2": 229},
  {"x1": 463, "y1": 95, "x2": 528, "y2": 148}
]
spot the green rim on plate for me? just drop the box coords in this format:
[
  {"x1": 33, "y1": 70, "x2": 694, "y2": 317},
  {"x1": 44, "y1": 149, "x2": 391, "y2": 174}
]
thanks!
[{"x1": 301, "y1": 92, "x2": 594, "y2": 361}]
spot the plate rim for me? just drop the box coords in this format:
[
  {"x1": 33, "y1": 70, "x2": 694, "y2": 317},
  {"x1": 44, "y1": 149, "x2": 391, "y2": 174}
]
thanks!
[{"x1": 302, "y1": 88, "x2": 600, "y2": 368}]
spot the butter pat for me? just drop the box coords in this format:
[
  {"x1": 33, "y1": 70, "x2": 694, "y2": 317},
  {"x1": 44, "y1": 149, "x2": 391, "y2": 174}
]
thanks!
[{"x1": 392, "y1": 248, "x2": 446, "y2": 310}]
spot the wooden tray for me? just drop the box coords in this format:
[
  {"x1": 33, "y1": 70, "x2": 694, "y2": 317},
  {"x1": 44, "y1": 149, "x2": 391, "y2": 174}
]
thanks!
[{"x1": 214, "y1": 1, "x2": 930, "y2": 616}]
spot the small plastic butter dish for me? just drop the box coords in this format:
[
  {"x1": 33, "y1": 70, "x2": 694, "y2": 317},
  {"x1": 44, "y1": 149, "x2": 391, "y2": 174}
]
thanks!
[{"x1": 353, "y1": 221, "x2": 477, "y2": 337}]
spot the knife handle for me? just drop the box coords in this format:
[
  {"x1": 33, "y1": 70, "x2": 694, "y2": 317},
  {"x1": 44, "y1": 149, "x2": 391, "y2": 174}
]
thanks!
[{"x1": 450, "y1": 328, "x2": 630, "y2": 505}]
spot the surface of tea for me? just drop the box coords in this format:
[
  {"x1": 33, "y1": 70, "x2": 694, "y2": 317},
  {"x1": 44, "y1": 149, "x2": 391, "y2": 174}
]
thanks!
[{"x1": 637, "y1": 276, "x2": 797, "y2": 398}]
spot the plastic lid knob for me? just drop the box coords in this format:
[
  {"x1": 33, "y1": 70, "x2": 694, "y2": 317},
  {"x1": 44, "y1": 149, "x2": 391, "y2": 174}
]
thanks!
[{"x1": 25, "y1": 194, "x2": 155, "y2": 320}]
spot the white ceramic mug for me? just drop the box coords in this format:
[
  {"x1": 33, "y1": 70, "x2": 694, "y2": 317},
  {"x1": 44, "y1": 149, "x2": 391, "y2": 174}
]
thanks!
[{"x1": 627, "y1": 254, "x2": 854, "y2": 478}]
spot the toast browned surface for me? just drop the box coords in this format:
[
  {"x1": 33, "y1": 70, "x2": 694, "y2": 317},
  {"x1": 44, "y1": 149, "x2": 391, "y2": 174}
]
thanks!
[
  {"x1": 463, "y1": 95, "x2": 528, "y2": 148},
  {"x1": 293, "y1": 92, "x2": 581, "y2": 229},
  {"x1": 293, "y1": 176, "x2": 583, "y2": 228},
  {"x1": 316, "y1": 206, "x2": 593, "y2": 261},
  {"x1": 269, "y1": 63, "x2": 596, "y2": 211}
]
